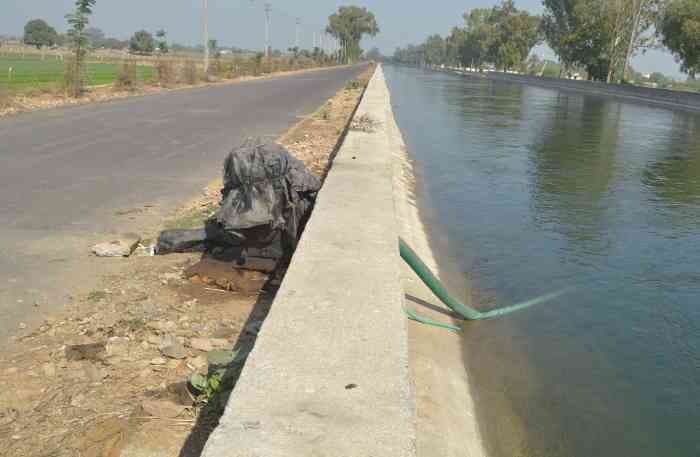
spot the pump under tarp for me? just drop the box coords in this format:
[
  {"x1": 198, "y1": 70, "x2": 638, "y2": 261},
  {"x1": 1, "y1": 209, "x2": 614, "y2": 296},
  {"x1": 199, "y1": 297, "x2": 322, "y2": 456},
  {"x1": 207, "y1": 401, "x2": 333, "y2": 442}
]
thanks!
[{"x1": 204, "y1": 138, "x2": 321, "y2": 259}]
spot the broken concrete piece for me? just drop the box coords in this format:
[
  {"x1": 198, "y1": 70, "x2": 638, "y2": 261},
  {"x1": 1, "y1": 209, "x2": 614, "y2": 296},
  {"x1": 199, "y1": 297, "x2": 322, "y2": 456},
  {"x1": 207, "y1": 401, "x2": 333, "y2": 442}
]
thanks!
[
  {"x1": 159, "y1": 335, "x2": 187, "y2": 360},
  {"x1": 185, "y1": 258, "x2": 268, "y2": 293},
  {"x1": 132, "y1": 244, "x2": 156, "y2": 257},
  {"x1": 92, "y1": 234, "x2": 141, "y2": 257},
  {"x1": 106, "y1": 336, "x2": 130, "y2": 358},
  {"x1": 188, "y1": 355, "x2": 208, "y2": 371}
]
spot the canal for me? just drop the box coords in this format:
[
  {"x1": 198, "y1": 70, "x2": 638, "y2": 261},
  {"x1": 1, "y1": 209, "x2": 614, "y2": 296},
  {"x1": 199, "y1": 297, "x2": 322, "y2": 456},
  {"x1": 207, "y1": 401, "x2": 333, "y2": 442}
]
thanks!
[{"x1": 384, "y1": 65, "x2": 700, "y2": 457}]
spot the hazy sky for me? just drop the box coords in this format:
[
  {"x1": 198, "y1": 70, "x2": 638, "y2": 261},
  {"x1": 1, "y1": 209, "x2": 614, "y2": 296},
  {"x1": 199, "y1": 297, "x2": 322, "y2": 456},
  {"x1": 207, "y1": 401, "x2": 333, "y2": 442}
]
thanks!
[{"x1": 2, "y1": 0, "x2": 685, "y2": 78}]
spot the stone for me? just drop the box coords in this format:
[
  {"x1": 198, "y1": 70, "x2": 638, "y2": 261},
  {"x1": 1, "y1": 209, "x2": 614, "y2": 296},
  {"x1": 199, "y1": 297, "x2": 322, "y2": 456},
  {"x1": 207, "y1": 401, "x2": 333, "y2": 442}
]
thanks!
[
  {"x1": 132, "y1": 244, "x2": 156, "y2": 257},
  {"x1": 159, "y1": 335, "x2": 186, "y2": 360},
  {"x1": 18, "y1": 322, "x2": 27, "y2": 330},
  {"x1": 141, "y1": 399, "x2": 187, "y2": 418},
  {"x1": 92, "y1": 233, "x2": 141, "y2": 257},
  {"x1": 184, "y1": 258, "x2": 269, "y2": 293},
  {"x1": 106, "y1": 336, "x2": 130, "y2": 357},
  {"x1": 189, "y1": 338, "x2": 213, "y2": 352},
  {"x1": 188, "y1": 355, "x2": 207, "y2": 371},
  {"x1": 150, "y1": 357, "x2": 167, "y2": 366}
]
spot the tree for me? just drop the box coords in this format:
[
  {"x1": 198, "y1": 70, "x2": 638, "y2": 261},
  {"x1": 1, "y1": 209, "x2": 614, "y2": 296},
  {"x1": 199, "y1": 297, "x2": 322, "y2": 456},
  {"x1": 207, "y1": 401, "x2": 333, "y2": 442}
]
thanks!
[
  {"x1": 23, "y1": 19, "x2": 58, "y2": 49},
  {"x1": 365, "y1": 47, "x2": 383, "y2": 61},
  {"x1": 85, "y1": 27, "x2": 105, "y2": 48},
  {"x1": 326, "y1": 6, "x2": 379, "y2": 64},
  {"x1": 461, "y1": 9, "x2": 495, "y2": 70},
  {"x1": 543, "y1": 0, "x2": 661, "y2": 82},
  {"x1": 423, "y1": 35, "x2": 447, "y2": 66},
  {"x1": 487, "y1": 0, "x2": 541, "y2": 71},
  {"x1": 156, "y1": 29, "x2": 168, "y2": 53},
  {"x1": 129, "y1": 30, "x2": 155, "y2": 55},
  {"x1": 65, "y1": 0, "x2": 97, "y2": 97},
  {"x1": 658, "y1": 0, "x2": 700, "y2": 80}
]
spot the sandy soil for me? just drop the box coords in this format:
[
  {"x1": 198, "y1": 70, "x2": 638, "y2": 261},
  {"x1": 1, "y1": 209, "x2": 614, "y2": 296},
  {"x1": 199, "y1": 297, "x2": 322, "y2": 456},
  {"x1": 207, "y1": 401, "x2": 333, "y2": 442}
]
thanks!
[{"x1": 0, "y1": 64, "x2": 375, "y2": 457}]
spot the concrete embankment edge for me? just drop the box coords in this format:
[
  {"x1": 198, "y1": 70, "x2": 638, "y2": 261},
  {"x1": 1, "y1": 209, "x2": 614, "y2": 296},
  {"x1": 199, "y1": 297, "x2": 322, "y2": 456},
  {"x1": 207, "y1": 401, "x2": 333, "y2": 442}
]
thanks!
[
  {"x1": 448, "y1": 69, "x2": 700, "y2": 113},
  {"x1": 388, "y1": 77, "x2": 489, "y2": 456},
  {"x1": 200, "y1": 64, "x2": 416, "y2": 457}
]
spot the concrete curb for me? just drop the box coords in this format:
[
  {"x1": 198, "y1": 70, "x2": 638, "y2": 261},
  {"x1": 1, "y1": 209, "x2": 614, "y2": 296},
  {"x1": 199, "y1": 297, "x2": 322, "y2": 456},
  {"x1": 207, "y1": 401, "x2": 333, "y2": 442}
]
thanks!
[{"x1": 200, "y1": 64, "x2": 417, "y2": 457}]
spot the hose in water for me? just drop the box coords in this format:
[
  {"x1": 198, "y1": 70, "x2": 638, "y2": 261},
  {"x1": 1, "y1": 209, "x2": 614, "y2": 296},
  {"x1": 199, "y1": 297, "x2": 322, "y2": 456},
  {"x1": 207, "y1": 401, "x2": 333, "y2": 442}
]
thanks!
[{"x1": 400, "y1": 238, "x2": 569, "y2": 321}]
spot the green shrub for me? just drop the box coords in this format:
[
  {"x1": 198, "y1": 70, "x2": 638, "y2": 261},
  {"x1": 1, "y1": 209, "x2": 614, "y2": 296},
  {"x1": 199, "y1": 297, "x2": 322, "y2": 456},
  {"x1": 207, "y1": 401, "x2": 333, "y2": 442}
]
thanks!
[{"x1": 345, "y1": 79, "x2": 363, "y2": 90}]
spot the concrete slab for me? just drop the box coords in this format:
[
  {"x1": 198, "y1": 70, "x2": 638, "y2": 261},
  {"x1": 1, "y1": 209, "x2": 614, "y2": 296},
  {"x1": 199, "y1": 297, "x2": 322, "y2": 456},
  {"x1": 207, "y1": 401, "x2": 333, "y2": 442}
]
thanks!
[{"x1": 201, "y1": 65, "x2": 416, "y2": 457}]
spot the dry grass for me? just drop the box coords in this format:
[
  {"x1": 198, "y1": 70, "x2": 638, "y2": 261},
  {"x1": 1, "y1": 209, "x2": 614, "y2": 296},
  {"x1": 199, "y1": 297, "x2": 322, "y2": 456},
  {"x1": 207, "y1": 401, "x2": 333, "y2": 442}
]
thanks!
[
  {"x1": 114, "y1": 61, "x2": 140, "y2": 91},
  {"x1": 156, "y1": 59, "x2": 177, "y2": 87},
  {"x1": 182, "y1": 60, "x2": 199, "y2": 85}
]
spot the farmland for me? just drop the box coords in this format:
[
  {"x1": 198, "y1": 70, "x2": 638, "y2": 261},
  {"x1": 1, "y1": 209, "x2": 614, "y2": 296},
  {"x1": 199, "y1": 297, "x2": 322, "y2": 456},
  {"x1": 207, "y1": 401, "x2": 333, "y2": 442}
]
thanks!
[{"x1": 0, "y1": 53, "x2": 156, "y2": 92}]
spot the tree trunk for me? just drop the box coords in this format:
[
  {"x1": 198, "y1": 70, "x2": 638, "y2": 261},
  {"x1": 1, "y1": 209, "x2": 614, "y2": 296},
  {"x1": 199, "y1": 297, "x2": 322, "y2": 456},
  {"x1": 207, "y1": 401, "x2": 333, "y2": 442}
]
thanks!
[{"x1": 623, "y1": 0, "x2": 645, "y2": 82}]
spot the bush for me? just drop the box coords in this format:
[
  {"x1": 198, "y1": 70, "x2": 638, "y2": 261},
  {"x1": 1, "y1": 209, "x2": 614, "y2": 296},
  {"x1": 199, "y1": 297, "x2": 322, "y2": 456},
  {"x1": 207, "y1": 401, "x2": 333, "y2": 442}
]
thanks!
[
  {"x1": 182, "y1": 60, "x2": 199, "y2": 85},
  {"x1": 345, "y1": 79, "x2": 363, "y2": 90},
  {"x1": 114, "y1": 61, "x2": 139, "y2": 91},
  {"x1": 156, "y1": 59, "x2": 176, "y2": 87}
]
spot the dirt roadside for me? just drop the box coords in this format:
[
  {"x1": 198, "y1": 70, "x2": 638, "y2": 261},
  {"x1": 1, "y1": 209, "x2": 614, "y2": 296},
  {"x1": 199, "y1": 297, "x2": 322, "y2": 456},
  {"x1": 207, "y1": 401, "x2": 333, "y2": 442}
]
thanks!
[
  {"x1": 0, "y1": 63, "x2": 352, "y2": 119},
  {"x1": 0, "y1": 64, "x2": 375, "y2": 457}
]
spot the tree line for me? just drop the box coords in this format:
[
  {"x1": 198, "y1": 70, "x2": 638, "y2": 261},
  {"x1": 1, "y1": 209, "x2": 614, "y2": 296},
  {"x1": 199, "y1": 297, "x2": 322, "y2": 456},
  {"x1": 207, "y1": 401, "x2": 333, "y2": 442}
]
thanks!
[
  {"x1": 393, "y1": 0, "x2": 700, "y2": 83},
  {"x1": 23, "y1": 18, "x2": 171, "y2": 55}
]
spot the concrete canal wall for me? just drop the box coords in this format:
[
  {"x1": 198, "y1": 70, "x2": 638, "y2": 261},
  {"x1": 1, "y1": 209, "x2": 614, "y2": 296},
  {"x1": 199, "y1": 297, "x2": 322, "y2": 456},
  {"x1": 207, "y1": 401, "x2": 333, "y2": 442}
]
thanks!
[
  {"x1": 482, "y1": 72, "x2": 700, "y2": 112},
  {"x1": 201, "y1": 65, "x2": 417, "y2": 457}
]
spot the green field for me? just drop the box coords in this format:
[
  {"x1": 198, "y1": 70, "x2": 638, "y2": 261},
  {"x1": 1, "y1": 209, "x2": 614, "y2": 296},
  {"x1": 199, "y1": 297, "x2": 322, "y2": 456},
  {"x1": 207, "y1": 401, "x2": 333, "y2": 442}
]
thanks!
[{"x1": 0, "y1": 54, "x2": 155, "y2": 93}]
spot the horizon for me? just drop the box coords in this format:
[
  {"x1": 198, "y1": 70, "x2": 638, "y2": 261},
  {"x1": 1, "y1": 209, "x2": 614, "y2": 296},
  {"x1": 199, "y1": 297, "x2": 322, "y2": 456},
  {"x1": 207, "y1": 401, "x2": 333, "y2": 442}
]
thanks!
[{"x1": 1, "y1": 0, "x2": 687, "y2": 79}]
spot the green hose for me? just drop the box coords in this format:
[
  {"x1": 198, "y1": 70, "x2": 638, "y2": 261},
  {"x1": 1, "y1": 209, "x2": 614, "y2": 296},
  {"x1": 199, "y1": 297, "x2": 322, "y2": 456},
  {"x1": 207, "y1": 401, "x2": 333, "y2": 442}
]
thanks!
[{"x1": 400, "y1": 238, "x2": 570, "y2": 321}]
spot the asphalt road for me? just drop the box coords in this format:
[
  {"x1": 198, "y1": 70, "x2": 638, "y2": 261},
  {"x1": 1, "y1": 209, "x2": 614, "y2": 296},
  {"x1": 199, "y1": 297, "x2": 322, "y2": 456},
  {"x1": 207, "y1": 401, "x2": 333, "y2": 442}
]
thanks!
[{"x1": 0, "y1": 64, "x2": 367, "y2": 342}]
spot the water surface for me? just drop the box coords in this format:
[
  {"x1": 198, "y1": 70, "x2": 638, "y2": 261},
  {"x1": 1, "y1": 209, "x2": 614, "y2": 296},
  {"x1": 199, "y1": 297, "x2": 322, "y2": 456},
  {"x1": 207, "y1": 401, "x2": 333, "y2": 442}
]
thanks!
[{"x1": 385, "y1": 65, "x2": 700, "y2": 457}]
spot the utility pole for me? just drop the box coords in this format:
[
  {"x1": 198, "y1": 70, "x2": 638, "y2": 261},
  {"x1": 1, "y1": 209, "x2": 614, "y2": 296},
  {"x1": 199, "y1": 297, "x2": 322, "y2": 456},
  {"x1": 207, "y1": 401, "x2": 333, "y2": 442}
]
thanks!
[
  {"x1": 295, "y1": 18, "x2": 300, "y2": 49},
  {"x1": 264, "y1": 3, "x2": 272, "y2": 58},
  {"x1": 203, "y1": 0, "x2": 209, "y2": 74}
]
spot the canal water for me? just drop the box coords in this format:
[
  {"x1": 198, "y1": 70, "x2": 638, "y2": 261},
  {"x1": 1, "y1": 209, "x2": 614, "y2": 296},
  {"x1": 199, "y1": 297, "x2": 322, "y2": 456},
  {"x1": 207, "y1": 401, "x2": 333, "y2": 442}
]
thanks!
[{"x1": 384, "y1": 65, "x2": 700, "y2": 457}]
